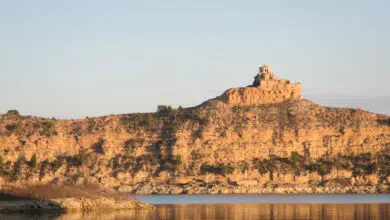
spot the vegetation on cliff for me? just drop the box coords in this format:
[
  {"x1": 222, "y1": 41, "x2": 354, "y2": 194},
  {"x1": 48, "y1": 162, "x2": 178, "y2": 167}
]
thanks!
[{"x1": 0, "y1": 99, "x2": 389, "y2": 193}]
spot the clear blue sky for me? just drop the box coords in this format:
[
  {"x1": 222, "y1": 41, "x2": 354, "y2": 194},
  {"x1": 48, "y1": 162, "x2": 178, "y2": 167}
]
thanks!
[{"x1": 1, "y1": 1, "x2": 389, "y2": 118}]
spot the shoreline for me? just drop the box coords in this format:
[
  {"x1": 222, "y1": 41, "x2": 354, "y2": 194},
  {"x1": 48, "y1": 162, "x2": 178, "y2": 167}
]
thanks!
[
  {"x1": 0, "y1": 184, "x2": 152, "y2": 213},
  {"x1": 0, "y1": 198, "x2": 152, "y2": 213},
  {"x1": 131, "y1": 183, "x2": 389, "y2": 195}
]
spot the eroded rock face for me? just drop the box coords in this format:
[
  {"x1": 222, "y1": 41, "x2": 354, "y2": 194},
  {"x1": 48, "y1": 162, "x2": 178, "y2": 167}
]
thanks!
[
  {"x1": 0, "y1": 66, "x2": 389, "y2": 193},
  {"x1": 217, "y1": 65, "x2": 301, "y2": 105}
]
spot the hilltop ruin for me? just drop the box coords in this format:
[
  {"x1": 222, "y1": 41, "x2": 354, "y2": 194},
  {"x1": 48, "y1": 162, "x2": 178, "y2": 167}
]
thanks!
[{"x1": 217, "y1": 65, "x2": 301, "y2": 105}]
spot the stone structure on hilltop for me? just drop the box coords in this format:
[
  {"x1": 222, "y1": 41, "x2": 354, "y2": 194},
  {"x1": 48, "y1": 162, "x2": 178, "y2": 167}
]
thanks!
[{"x1": 217, "y1": 64, "x2": 301, "y2": 105}]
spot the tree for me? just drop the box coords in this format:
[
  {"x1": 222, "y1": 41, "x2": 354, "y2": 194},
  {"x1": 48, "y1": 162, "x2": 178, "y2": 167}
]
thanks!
[
  {"x1": 6, "y1": 109, "x2": 20, "y2": 117},
  {"x1": 12, "y1": 156, "x2": 27, "y2": 180},
  {"x1": 157, "y1": 105, "x2": 174, "y2": 115}
]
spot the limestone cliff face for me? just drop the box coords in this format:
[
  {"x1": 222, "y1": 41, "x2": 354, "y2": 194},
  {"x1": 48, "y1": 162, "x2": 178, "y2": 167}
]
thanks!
[
  {"x1": 0, "y1": 66, "x2": 389, "y2": 193},
  {"x1": 217, "y1": 83, "x2": 301, "y2": 106}
]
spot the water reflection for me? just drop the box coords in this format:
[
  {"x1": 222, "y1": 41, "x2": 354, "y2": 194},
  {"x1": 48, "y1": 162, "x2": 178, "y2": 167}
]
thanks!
[{"x1": 2, "y1": 203, "x2": 389, "y2": 220}]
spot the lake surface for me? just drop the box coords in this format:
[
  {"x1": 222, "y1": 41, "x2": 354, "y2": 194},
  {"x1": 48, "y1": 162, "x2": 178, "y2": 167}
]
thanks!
[
  {"x1": 2, "y1": 195, "x2": 389, "y2": 220},
  {"x1": 136, "y1": 194, "x2": 390, "y2": 205}
]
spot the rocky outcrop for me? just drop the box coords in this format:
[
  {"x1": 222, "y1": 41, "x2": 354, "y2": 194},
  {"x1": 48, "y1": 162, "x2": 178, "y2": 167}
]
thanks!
[
  {"x1": 0, "y1": 185, "x2": 152, "y2": 213},
  {"x1": 217, "y1": 65, "x2": 301, "y2": 105}
]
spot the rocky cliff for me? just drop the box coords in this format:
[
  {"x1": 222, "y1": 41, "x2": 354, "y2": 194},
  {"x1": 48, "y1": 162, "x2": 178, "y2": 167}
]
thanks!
[
  {"x1": 0, "y1": 66, "x2": 389, "y2": 194},
  {"x1": 217, "y1": 64, "x2": 301, "y2": 105}
]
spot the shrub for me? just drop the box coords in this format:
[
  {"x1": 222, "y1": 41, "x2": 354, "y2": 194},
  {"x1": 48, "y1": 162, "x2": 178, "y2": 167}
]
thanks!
[
  {"x1": 366, "y1": 162, "x2": 378, "y2": 175},
  {"x1": 252, "y1": 158, "x2": 277, "y2": 175},
  {"x1": 39, "y1": 159, "x2": 50, "y2": 180},
  {"x1": 87, "y1": 119, "x2": 96, "y2": 132},
  {"x1": 136, "y1": 154, "x2": 159, "y2": 170},
  {"x1": 163, "y1": 155, "x2": 183, "y2": 171},
  {"x1": 316, "y1": 160, "x2": 333, "y2": 177},
  {"x1": 112, "y1": 156, "x2": 121, "y2": 169},
  {"x1": 377, "y1": 150, "x2": 390, "y2": 180},
  {"x1": 200, "y1": 163, "x2": 234, "y2": 176},
  {"x1": 221, "y1": 164, "x2": 234, "y2": 175},
  {"x1": 157, "y1": 105, "x2": 174, "y2": 116},
  {"x1": 290, "y1": 151, "x2": 303, "y2": 163},
  {"x1": 352, "y1": 152, "x2": 377, "y2": 176},
  {"x1": 6, "y1": 110, "x2": 20, "y2": 117},
  {"x1": 290, "y1": 151, "x2": 305, "y2": 175},
  {"x1": 190, "y1": 150, "x2": 204, "y2": 160},
  {"x1": 67, "y1": 151, "x2": 89, "y2": 167},
  {"x1": 29, "y1": 154, "x2": 37, "y2": 168},
  {"x1": 122, "y1": 156, "x2": 136, "y2": 170},
  {"x1": 120, "y1": 113, "x2": 155, "y2": 130},
  {"x1": 42, "y1": 121, "x2": 54, "y2": 137},
  {"x1": 5, "y1": 123, "x2": 20, "y2": 132},
  {"x1": 51, "y1": 160, "x2": 61, "y2": 170},
  {"x1": 237, "y1": 161, "x2": 249, "y2": 174},
  {"x1": 173, "y1": 155, "x2": 183, "y2": 166},
  {"x1": 12, "y1": 156, "x2": 27, "y2": 180},
  {"x1": 75, "y1": 150, "x2": 89, "y2": 166},
  {"x1": 0, "y1": 156, "x2": 4, "y2": 174},
  {"x1": 124, "y1": 139, "x2": 144, "y2": 155},
  {"x1": 92, "y1": 139, "x2": 104, "y2": 154}
]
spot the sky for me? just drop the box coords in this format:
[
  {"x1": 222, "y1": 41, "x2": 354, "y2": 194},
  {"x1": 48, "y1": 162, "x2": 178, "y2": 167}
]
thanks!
[{"x1": 1, "y1": 1, "x2": 389, "y2": 118}]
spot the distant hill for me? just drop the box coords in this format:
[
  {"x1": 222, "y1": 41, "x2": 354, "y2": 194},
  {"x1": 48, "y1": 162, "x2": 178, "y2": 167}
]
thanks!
[{"x1": 306, "y1": 94, "x2": 390, "y2": 115}]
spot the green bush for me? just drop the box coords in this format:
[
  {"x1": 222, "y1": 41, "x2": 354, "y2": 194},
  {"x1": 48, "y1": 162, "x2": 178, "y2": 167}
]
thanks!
[
  {"x1": 51, "y1": 159, "x2": 61, "y2": 170},
  {"x1": 6, "y1": 110, "x2": 20, "y2": 117},
  {"x1": 252, "y1": 158, "x2": 277, "y2": 175},
  {"x1": 5, "y1": 123, "x2": 20, "y2": 132},
  {"x1": 87, "y1": 119, "x2": 96, "y2": 132},
  {"x1": 29, "y1": 154, "x2": 37, "y2": 168},
  {"x1": 12, "y1": 156, "x2": 27, "y2": 180},
  {"x1": 200, "y1": 163, "x2": 234, "y2": 176},
  {"x1": 237, "y1": 161, "x2": 249, "y2": 174},
  {"x1": 39, "y1": 159, "x2": 50, "y2": 180},
  {"x1": 173, "y1": 155, "x2": 183, "y2": 166},
  {"x1": 315, "y1": 159, "x2": 333, "y2": 177},
  {"x1": 157, "y1": 105, "x2": 175, "y2": 116},
  {"x1": 352, "y1": 152, "x2": 377, "y2": 176},
  {"x1": 112, "y1": 156, "x2": 121, "y2": 169},
  {"x1": 67, "y1": 151, "x2": 89, "y2": 167},
  {"x1": 42, "y1": 121, "x2": 55, "y2": 137}
]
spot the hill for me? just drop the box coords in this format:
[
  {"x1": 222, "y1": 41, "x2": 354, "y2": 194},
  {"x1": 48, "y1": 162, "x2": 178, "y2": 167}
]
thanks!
[{"x1": 0, "y1": 65, "x2": 389, "y2": 194}]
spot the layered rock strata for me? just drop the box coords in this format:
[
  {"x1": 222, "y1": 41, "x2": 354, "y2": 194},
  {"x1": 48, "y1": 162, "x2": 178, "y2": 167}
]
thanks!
[
  {"x1": 217, "y1": 65, "x2": 301, "y2": 105},
  {"x1": 0, "y1": 65, "x2": 389, "y2": 194}
]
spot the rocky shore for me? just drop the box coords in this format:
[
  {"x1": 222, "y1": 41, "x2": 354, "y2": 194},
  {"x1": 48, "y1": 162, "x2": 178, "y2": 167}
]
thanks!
[
  {"x1": 0, "y1": 197, "x2": 150, "y2": 213},
  {"x1": 132, "y1": 182, "x2": 389, "y2": 195},
  {"x1": 0, "y1": 184, "x2": 152, "y2": 213}
]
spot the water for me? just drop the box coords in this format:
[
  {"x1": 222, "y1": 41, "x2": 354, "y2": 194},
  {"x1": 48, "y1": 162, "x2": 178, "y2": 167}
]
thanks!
[
  {"x1": 136, "y1": 194, "x2": 390, "y2": 205},
  {"x1": 1, "y1": 195, "x2": 389, "y2": 220}
]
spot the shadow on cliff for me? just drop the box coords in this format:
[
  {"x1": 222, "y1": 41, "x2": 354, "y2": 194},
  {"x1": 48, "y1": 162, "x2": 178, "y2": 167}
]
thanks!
[{"x1": 148, "y1": 109, "x2": 179, "y2": 178}]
